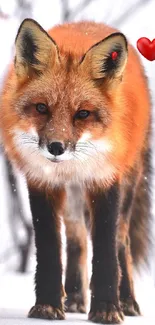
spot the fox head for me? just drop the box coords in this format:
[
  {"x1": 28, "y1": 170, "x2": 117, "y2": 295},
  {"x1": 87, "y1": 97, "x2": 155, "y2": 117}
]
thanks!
[{"x1": 1, "y1": 19, "x2": 128, "y2": 188}]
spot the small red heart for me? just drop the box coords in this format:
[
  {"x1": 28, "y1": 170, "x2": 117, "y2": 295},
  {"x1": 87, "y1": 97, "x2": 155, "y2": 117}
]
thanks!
[{"x1": 137, "y1": 37, "x2": 155, "y2": 61}]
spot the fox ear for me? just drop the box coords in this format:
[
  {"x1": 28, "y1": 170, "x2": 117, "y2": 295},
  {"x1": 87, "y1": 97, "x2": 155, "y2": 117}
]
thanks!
[
  {"x1": 81, "y1": 32, "x2": 128, "y2": 83},
  {"x1": 15, "y1": 18, "x2": 59, "y2": 80}
]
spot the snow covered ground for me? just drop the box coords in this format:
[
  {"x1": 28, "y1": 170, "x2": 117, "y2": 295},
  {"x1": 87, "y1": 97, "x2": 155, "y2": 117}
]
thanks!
[{"x1": 0, "y1": 269, "x2": 155, "y2": 324}]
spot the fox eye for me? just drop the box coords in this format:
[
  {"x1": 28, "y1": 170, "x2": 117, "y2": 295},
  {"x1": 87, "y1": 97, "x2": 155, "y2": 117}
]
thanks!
[
  {"x1": 75, "y1": 110, "x2": 90, "y2": 119},
  {"x1": 36, "y1": 103, "x2": 48, "y2": 114}
]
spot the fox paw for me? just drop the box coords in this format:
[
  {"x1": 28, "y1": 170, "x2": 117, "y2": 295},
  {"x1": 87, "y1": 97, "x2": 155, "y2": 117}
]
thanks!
[
  {"x1": 65, "y1": 293, "x2": 87, "y2": 313},
  {"x1": 121, "y1": 298, "x2": 141, "y2": 316},
  {"x1": 88, "y1": 302, "x2": 124, "y2": 324},
  {"x1": 28, "y1": 304, "x2": 65, "y2": 320}
]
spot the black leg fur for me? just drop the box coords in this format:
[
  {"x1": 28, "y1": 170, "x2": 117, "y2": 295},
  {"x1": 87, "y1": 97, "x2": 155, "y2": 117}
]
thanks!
[
  {"x1": 118, "y1": 170, "x2": 141, "y2": 316},
  {"x1": 119, "y1": 243, "x2": 140, "y2": 316},
  {"x1": 88, "y1": 183, "x2": 124, "y2": 324},
  {"x1": 27, "y1": 187, "x2": 65, "y2": 320},
  {"x1": 118, "y1": 145, "x2": 151, "y2": 317},
  {"x1": 64, "y1": 185, "x2": 88, "y2": 313},
  {"x1": 65, "y1": 234, "x2": 88, "y2": 313}
]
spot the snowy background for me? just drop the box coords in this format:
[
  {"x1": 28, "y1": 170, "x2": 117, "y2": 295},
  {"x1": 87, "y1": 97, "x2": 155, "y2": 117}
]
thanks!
[{"x1": 0, "y1": 0, "x2": 155, "y2": 324}]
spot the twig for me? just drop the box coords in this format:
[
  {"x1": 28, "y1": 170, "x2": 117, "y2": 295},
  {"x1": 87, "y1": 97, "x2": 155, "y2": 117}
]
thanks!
[{"x1": 111, "y1": 0, "x2": 151, "y2": 27}]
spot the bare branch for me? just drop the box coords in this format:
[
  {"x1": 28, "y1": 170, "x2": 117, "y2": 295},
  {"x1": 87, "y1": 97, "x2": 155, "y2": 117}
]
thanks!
[
  {"x1": 111, "y1": 0, "x2": 151, "y2": 28},
  {"x1": 0, "y1": 8, "x2": 9, "y2": 19},
  {"x1": 15, "y1": 0, "x2": 32, "y2": 20},
  {"x1": 61, "y1": 0, "x2": 70, "y2": 22},
  {"x1": 5, "y1": 158, "x2": 33, "y2": 273},
  {"x1": 61, "y1": 0, "x2": 95, "y2": 22}
]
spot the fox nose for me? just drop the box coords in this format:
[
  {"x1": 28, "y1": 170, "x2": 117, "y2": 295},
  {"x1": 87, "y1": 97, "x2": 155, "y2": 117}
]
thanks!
[{"x1": 47, "y1": 141, "x2": 65, "y2": 156}]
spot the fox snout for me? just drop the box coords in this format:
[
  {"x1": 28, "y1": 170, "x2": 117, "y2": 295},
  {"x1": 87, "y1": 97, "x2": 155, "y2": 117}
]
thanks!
[
  {"x1": 47, "y1": 141, "x2": 65, "y2": 156},
  {"x1": 40, "y1": 139, "x2": 74, "y2": 162}
]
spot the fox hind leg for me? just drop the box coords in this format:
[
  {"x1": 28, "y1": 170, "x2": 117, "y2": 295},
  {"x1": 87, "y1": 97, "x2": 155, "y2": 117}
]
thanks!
[
  {"x1": 64, "y1": 185, "x2": 88, "y2": 313},
  {"x1": 118, "y1": 170, "x2": 142, "y2": 316},
  {"x1": 118, "y1": 226, "x2": 141, "y2": 316}
]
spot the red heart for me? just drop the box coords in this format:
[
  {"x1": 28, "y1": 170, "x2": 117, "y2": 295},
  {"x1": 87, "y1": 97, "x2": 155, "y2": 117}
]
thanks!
[{"x1": 137, "y1": 37, "x2": 155, "y2": 61}]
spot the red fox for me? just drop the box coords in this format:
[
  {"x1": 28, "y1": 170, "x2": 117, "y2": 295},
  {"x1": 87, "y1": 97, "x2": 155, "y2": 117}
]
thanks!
[{"x1": 0, "y1": 19, "x2": 151, "y2": 324}]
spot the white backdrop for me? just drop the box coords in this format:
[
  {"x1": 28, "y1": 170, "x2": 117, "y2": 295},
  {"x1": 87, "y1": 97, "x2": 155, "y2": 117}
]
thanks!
[{"x1": 0, "y1": 1, "x2": 155, "y2": 324}]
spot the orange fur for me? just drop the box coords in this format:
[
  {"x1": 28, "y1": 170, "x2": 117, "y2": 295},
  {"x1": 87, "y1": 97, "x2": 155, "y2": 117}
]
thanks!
[{"x1": 0, "y1": 20, "x2": 150, "y2": 189}]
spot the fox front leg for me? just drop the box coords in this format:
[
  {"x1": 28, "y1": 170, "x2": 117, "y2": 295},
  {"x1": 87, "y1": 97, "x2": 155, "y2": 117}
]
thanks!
[
  {"x1": 87, "y1": 183, "x2": 124, "y2": 324},
  {"x1": 28, "y1": 186, "x2": 66, "y2": 320}
]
